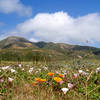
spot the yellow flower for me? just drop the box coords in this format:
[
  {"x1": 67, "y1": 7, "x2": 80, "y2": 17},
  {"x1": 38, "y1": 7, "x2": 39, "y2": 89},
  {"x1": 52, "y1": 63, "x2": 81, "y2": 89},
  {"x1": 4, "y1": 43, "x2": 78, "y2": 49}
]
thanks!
[
  {"x1": 35, "y1": 78, "x2": 41, "y2": 82},
  {"x1": 54, "y1": 77, "x2": 62, "y2": 83},
  {"x1": 58, "y1": 74, "x2": 64, "y2": 78},
  {"x1": 48, "y1": 72, "x2": 55, "y2": 76},
  {"x1": 40, "y1": 79, "x2": 46, "y2": 82},
  {"x1": 35, "y1": 78, "x2": 46, "y2": 83}
]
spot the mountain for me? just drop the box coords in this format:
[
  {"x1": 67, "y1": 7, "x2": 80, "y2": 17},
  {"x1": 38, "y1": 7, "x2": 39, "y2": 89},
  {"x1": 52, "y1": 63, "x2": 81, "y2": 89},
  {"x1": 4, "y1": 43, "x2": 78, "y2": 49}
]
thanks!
[
  {"x1": 35, "y1": 41, "x2": 100, "y2": 56},
  {"x1": 0, "y1": 36, "x2": 100, "y2": 61},
  {"x1": 0, "y1": 36, "x2": 38, "y2": 49}
]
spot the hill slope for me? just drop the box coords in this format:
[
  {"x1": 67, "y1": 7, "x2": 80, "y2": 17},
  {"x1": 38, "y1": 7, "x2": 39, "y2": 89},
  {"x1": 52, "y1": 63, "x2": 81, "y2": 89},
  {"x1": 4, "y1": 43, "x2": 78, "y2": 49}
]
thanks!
[
  {"x1": 0, "y1": 36, "x2": 38, "y2": 49},
  {"x1": 0, "y1": 36, "x2": 100, "y2": 61}
]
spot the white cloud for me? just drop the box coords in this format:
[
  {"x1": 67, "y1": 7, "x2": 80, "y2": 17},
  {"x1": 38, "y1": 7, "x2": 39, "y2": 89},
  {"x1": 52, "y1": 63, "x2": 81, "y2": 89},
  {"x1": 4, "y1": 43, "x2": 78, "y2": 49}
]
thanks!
[
  {"x1": 0, "y1": 0, "x2": 32, "y2": 16},
  {"x1": 2, "y1": 11, "x2": 100, "y2": 46},
  {"x1": 29, "y1": 38, "x2": 39, "y2": 42}
]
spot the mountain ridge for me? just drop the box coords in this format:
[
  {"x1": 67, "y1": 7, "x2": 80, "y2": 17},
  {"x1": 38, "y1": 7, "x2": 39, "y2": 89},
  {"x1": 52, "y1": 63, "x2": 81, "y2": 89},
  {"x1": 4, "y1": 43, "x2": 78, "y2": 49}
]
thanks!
[
  {"x1": 0, "y1": 36, "x2": 100, "y2": 61},
  {"x1": 0, "y1": 36, "x2": 99, "y2": 50}
]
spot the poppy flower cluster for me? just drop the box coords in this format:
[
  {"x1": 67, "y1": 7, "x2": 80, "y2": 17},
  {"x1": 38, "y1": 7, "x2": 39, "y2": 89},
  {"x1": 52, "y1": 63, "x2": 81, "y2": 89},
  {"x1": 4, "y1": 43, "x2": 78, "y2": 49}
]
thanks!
[
  {"x1": 35, "y1": 78, "x2": 46, "y2": 82},
  {"x1": 35, "y1": 72, "x2": 64, "y2": 84}
]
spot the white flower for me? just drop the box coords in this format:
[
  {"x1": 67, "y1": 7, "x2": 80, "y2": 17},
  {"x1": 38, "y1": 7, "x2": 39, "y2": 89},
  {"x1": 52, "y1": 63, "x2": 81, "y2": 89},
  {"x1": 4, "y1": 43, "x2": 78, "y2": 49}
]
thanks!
[
  {"x1": 43, "y1": 67, "x2": 48, "y2": 70},
  {"x1": 55, "y1": 71, "x2": 59, "y2": 74},
  {"x1": 79, "y1": 70, "x2": 88, "y2": 76},
  {"x1": 35, "y1": 71, "x2": 39, "y2": 74},
  {"x1": 30, "y1": 67, "x2": 33, "y2": 70},
  {"x1": 96, "y1": 67, "x2": 100, "y2": 73},
  {"x1": 86, "y1": 69, "x2": 89, "y2": 72},
  {"x1": 74, "y1": 73, "x2": 79, "y2": 78},
  {"x1": 64, "y1": 72, "x2": 67, "y2": 75},
  {"x1": 38, "y1": 69, "x2": 41, "y2": 71},
  {"x1": 2, "y1": 66, "x2": 10, "y2": 70},
  {"x1": 21, "y1": 68, "x2": 24, "y2": 71},
  {"x1": 61, "y1": 88, "x2": 69, "y2": 94},
  {"x1": 29, "y1": 70, "x2": 32, "y2": 73},
  {"x1": 96, "y1": 70, "x2": 99, "y2": 73},
  {"x1": 8, "y1": 77, "x2": 14, "y2": 82},
  {"x1": 18, "y1": 64, "x2": 22, "y2": 68},
  {"x1": 29, "y1": 67, "x2": 33, "y2": 73},
  {"x1": 0, "y1": 79, "x2": 4, "y2": 83},
  {"x1": 78, "y1": 70, "x2": 83, "y2": 74},
  {"x1": 68, "y1": 83, "x2": 74, "y2": 89},
  {"x1": 97, "y1": 67, "x2": 100, "y2": 70},
  {"x1": 82, "y1": 71, "x2": 88, "y2": 75},
  {"x1": 11, "y1": 69, "x2": 16, "y2": 73}
]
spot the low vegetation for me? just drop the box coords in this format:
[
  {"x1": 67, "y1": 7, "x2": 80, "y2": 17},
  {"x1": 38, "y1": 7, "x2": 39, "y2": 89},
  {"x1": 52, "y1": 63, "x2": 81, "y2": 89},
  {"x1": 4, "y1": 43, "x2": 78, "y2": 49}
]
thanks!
[{"x1": 0, "y1": 60, "x2": 100, "y2": 100}]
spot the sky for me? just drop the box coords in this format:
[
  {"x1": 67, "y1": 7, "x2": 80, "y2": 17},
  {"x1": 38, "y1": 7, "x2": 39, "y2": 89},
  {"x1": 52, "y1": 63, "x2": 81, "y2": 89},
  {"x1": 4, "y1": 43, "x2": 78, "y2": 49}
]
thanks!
[{"x1": 0, "y1": 0, "x2": 100, "y2": 47}]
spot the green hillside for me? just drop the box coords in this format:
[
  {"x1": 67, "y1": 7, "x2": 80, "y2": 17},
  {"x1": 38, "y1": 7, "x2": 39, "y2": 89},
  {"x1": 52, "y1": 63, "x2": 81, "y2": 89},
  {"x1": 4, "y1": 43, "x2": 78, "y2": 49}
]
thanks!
[{"x1": 0, "y1": 36, "x2": 100, "y2": 61}]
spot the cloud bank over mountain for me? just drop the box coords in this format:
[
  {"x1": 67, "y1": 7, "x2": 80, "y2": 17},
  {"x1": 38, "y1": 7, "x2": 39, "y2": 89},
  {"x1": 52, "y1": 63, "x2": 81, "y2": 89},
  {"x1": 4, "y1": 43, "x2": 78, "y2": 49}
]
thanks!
[{"x1": 1, "y1": 11, "x2": 100, "y2": 46}]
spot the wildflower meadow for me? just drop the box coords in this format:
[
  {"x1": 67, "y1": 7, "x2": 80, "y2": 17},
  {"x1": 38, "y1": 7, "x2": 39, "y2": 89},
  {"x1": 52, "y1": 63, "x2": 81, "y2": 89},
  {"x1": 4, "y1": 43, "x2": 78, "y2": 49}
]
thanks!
[{"x1": 0, "y1": 60, "x2": 100, "y2": 100}]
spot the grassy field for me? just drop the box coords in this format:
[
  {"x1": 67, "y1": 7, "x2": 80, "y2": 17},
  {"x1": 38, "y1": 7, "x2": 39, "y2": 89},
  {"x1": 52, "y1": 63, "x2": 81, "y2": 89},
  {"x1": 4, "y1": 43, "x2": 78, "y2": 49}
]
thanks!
[{"x1": 0, "y1": 59, "x2": 100, "y2": 100}]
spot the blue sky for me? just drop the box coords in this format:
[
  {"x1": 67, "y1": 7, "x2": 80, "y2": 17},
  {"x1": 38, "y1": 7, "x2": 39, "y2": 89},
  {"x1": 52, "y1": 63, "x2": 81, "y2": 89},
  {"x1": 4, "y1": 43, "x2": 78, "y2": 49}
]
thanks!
[
  {"x1": 22, "y1": 0, "x2": 100, "y2": 16},
  {"x1": 0, "y1": 0, "x2": 100, "y2": 47}
]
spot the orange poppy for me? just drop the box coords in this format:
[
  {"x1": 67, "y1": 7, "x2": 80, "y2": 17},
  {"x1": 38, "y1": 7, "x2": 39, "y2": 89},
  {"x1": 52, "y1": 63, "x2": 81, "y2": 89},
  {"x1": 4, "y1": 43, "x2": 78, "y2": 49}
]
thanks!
[
  {"x1": 54, "y1": 77, "x2": 62, "y2": 83},
  {"x1": 35, "y1": 78, "x2": 41, "y2": 82},
  {"x1": 58, "y1": 74, "x2": 64, "y2": 78},
  {"x1": 48, "y1": 72, "x2": 55, "y2": 76},
  {"x1": 40, "y1": 79, "x2": 46, "y2": 82}
]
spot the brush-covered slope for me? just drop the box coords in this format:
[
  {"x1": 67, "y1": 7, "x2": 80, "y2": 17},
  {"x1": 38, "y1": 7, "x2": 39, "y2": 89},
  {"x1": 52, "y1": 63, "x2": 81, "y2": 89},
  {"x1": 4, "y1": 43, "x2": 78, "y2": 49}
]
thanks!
[
  {"x1": 0, "y1": 36, "x2": 100, "y2": 61},
  {"x1": 35, "y1": 42, "x2": 100, "y2": 56}
]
